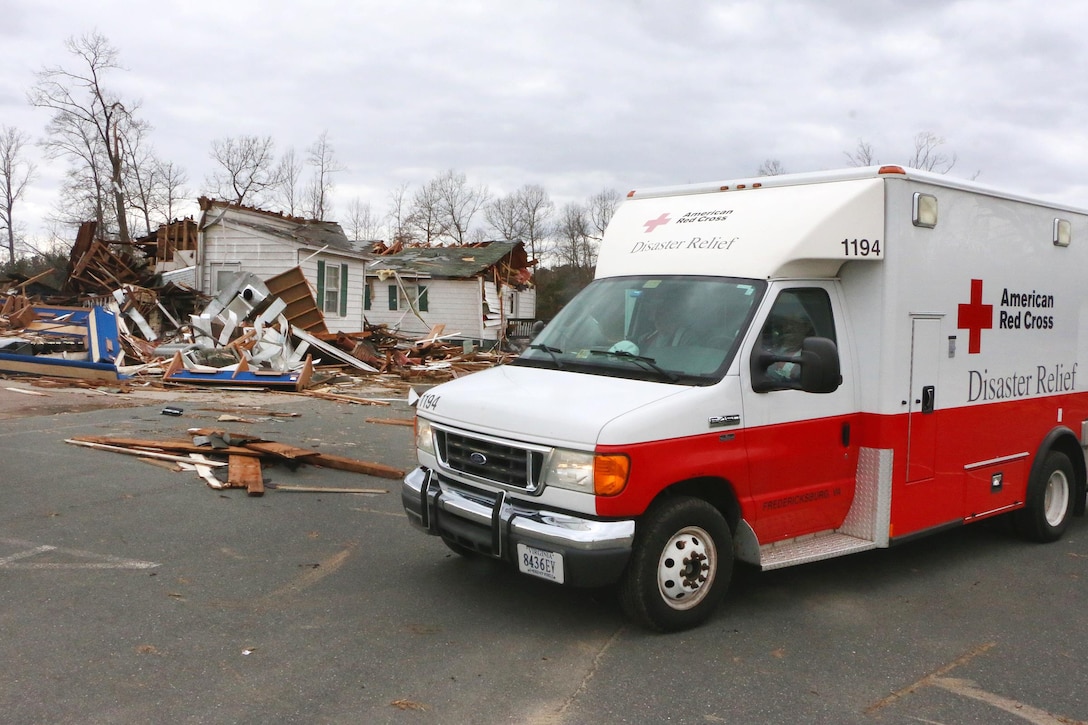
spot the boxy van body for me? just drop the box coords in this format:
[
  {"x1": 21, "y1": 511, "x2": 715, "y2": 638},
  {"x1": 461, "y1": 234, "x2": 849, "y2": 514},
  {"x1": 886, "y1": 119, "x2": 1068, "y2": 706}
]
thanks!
[{"x1": 402, "y1": 165, "x2": 1088, "y2": 631}]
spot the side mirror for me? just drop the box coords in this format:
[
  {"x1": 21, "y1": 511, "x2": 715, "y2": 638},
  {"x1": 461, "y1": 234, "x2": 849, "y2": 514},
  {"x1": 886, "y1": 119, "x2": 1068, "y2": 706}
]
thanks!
[
  {"x1": 751, "y1": 336, "x2": 841, "y2": 393},
  {"x1": 798, "y1": 337, "x2": 841, "y2": 393}
]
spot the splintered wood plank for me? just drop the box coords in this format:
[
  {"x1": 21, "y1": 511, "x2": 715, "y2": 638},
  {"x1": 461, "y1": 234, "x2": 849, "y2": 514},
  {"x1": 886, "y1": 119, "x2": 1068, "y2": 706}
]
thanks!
[
  {"x1": 184, "y1": 427, "x2": 402, "y2": 477},
  {"x1": 64, "y1": 439, "x2": 228, "y2": 466},
  {"x1": 68, "y1": 435, "x2": 263, "y2": 457},
  {"x1": 304, "y1": 452, "x2": 405, "y2": 479},
  {"x1": 228, "y1": 455, "x2": 264, "y2": 496},
  {"x1": 236, "y1": 440, "x2": 319, "y2": 460}
]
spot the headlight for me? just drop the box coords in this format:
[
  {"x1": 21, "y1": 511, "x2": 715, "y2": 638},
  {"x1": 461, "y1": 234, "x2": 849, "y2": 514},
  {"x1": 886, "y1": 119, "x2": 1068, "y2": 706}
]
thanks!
[
  {"x1": 415, "y1": 417, "x2": 435, "y2": 455},
  {"x1": 543, "y1": 449, "x2": 629, "y2": 497}
]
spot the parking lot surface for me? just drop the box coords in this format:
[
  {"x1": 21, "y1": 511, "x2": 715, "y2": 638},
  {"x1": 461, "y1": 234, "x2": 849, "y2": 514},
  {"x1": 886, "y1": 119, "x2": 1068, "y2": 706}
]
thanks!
[{"x1": 1, "y1": 383, "x2": 1086, "y2": 724}]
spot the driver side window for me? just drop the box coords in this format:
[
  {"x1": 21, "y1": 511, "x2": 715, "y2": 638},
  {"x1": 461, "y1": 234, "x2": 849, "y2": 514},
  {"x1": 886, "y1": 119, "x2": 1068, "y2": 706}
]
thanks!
[{"x1": 751, "y1": 288, "x2": 835, "y2": 388}]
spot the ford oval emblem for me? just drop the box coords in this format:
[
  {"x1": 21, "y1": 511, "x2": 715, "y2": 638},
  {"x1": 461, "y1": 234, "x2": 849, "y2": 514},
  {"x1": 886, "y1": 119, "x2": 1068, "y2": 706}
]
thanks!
[{"x1": 469, "y1": 452, "x2": 488, "y2": 465}]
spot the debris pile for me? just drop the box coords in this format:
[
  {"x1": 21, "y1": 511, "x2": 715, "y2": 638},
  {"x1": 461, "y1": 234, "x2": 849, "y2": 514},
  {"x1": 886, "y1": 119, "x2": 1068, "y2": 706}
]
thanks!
[{"x1": 1, "y1": 222, "x2": 514, "y2": 393}]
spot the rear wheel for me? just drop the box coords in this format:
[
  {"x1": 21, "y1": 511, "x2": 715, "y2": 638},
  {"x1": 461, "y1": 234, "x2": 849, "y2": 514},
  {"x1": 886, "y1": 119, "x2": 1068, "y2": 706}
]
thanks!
[
  {"x1": 620, "y1": 496, "x2": 732, "y2": 632},
  {"x1": 1015, "y1": 451, "x2": 1074, "y2": 543}
]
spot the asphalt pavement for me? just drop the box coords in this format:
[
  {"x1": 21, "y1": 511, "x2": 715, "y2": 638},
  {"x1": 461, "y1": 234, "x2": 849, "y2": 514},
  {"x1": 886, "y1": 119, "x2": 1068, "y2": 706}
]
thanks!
[{"x1": 0, "y1": 384, "x2": 1086, "y2": 724}]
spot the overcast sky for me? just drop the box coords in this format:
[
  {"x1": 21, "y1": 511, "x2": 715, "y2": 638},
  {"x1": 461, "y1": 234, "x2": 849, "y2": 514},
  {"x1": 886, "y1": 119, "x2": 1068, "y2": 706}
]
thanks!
[{"x1": 2, "y1": 0, "x2": 1087, "y2": 248}]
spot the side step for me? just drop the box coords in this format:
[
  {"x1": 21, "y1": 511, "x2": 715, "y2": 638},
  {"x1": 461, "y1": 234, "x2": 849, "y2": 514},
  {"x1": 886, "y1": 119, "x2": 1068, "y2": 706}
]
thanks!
[{"x1": 758, "y1": 531, "x2": 877, "y2": 571}]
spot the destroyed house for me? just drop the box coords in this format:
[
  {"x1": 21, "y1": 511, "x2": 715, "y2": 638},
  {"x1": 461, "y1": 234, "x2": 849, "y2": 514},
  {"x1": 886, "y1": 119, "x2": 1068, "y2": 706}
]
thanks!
[
  {"x1": 364, "y1": 241, "x2": 535, "y2": 345},
  {"x1": 196, "y1": 198, "x2": 370, "y2": 332}
]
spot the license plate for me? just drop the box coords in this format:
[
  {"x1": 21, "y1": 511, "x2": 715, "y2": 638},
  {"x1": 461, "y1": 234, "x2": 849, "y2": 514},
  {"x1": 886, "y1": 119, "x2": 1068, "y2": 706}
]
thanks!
[{"x1": 516, "y1": 544, "x2": 565, "y2": 584}]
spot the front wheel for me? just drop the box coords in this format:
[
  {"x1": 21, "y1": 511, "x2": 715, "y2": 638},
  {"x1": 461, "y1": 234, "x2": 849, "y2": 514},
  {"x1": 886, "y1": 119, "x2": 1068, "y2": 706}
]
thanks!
[
  {"x1": 620, "y1": 497, "x2": 733, "y2": 632},
  {"x1": 1014, "y1": 451, "x2": 1075, "y2": 543}
]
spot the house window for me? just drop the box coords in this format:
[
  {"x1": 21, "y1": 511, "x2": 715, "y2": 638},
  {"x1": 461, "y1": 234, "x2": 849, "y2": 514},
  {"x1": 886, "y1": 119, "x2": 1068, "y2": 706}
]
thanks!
[
  {"x1": 317, "y1": 260, "x2": 349, "y2": 317},
  {"x1": 323, "y1": 264, "x2": 341, "y2": 314},
  {"x1": 387, "y1": 283, "x2": 429, "y2": 312}
]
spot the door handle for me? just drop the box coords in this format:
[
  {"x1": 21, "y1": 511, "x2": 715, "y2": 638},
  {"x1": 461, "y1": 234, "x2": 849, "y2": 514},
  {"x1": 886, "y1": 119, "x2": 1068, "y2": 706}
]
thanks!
[{"x1": 921, "y1": 385, "x2": 935, "y2": 414}]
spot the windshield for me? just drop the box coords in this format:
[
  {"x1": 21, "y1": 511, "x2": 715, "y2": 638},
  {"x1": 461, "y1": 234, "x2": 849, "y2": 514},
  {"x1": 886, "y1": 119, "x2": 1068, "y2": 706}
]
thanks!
[{"x1": 514, "y1": 275, "x2": 766, "y2": 385}]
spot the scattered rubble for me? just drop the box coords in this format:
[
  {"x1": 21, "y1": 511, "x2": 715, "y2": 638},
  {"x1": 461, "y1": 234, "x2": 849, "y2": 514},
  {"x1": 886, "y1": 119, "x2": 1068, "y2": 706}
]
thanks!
[
  {"x1": 65, "y1": 427, "x2": 404, "y2": 497},
  {"x1": 1, "y1": 224, "x2": 515, "y2": 395}
]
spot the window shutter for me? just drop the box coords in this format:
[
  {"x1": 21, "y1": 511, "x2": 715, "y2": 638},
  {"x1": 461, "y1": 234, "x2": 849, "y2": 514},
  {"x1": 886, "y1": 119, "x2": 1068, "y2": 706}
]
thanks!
[
  {"x1": 388, "y1": 284, "x2": 398, "y2": 310},
  {"x1": 317, "y1": 260, "x2": 326, "y2": 308},
  {"x1": 418, "y1": 284, "x2": 429, "y2": 312},
  {"x1": 339, "y1": 264, "x2": 349, "y2": 317},
  {"x1": 364, "y1": 282, "x2": 371, "y2": 311}
]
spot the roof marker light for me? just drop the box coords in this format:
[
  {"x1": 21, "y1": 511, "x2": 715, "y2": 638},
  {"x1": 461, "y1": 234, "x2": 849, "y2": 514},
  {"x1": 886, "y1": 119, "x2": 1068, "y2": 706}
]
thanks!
[
  {"x1": 879, "y1": 165, "x2": 907, "y2": 175},
  {"x1": 913, "y1": 192, "x2": 938, "y2": 228},
  {"x1": 1054, "y1": 218, "x2": 1072, "y2": 247}
]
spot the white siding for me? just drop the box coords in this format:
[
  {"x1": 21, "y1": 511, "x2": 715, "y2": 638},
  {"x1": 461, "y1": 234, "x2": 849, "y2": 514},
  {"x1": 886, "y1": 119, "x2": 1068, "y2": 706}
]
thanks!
[
  {"x1": 362, "y1": 273, "x2": 537, "y2": 343},
  {"x1": 202, "y1": 230, "x2": 297, "y2": 292},
  {"x1": 200, "y1": 208, "x2": 367, "y2": 332},
  {"x1": 364, "y1": 277, "x2": 487, "y2": 340}
]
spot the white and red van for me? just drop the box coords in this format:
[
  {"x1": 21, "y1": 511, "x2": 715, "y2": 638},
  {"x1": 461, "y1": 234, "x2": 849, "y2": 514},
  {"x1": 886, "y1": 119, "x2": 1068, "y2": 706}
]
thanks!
[{"x1": 402, "y1": 165, "x2": 1088, "y2": 631}]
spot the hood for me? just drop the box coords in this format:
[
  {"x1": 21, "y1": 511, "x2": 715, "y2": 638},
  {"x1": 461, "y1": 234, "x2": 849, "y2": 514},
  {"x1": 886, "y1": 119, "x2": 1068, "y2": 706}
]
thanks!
[{"x1": 416, "y1": 364, "x2": 687, "y2": 449}]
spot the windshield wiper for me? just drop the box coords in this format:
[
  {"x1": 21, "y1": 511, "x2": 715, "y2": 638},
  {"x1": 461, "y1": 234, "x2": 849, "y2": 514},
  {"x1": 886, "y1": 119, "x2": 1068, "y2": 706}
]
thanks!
[
  {"x1": 529, "y1": 343, "x2": 564, "y2": 369},
  {"x1": 589, "y1": 349, "x2": 680, "y2": 382}
]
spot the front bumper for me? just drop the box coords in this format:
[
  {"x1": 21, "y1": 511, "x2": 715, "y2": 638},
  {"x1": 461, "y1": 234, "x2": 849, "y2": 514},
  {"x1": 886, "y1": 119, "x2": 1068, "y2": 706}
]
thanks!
[{"x1": 402, "y1": 466, "x2": 634, "y2": 587}]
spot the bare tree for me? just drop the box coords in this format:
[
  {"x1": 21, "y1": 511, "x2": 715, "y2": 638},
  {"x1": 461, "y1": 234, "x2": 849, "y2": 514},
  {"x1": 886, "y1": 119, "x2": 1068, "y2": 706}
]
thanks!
[
  {"x1": 844, "y1": 140, "x2": 876, "y2": 167},
  {"x1": 206, "y1": 135, "x2": 280, "y2": 206},
  {"x1": 484, "y1": 194, "x2": 526, "y2": 241},
  {"x1": 432, "y1": 169, "x2": 489, "y2": 245},
  {"x1": 407, "y1": 179, "x2": 448, "y2": 245},
  {"x1": 586, "y1": 188, "x2": 620, "y2": 240},
  {"x1": 909, "y1": 131, "x2": 956, "y2": 173},
  {"x1": 120, "y1": 116, "x2": 160, "y2": 236},
  {"x1": 274, "y1": 147, "x2": 303, "y2": 216},
  {"x1": 29, "y1": 32, "x2": 140, "y2": 243},
  {"x1": 387, "y1": 182, "x2": 415, "y2": 245},
  {"x1": 485, "y1": 183, "x2": 555, "y2": 262},
  {"x1": 154, "y1": 160, "x2": 189, "y2": 223},
  {"x1": 757, "y1": 159, "x2": 787, "y2": 176},
  {"x1": 344, "y1": 198, "x2": 383, "y2": 242},
  {"x1": 553, "y1": 202, "x2": 597, "y2": 270},
  {"x1": 0, "y1": 126, "x2": 36, "y2": 265},
  {"x1": 844, "y1": 133, "x2": 956, "y2": 173},
  {"x1": 303, "y1": 130, "x2": 344, "y2": 221},
  {"x1": 517, "y1": 184, "x2": 553, "y2": 263}
]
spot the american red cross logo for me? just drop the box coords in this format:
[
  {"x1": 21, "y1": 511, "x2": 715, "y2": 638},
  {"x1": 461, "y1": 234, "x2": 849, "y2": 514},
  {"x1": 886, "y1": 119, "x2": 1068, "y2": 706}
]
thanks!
[
  {"x1": 643, "y1": 213, "x2": 670, "y2": 233},
  {"x1": 957, "y1": 278, "x2": 992, "y2": 354}
]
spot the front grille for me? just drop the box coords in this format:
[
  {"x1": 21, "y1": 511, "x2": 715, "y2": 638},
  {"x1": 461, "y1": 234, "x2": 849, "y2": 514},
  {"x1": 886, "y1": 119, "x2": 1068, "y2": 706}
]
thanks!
[{"x1": 436, "y1": 429, "x2": 543, "y2": 491}]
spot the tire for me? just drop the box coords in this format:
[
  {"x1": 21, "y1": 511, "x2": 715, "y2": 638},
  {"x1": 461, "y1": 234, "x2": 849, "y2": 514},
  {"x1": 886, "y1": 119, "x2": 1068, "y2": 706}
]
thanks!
[
  {"x1": 1014, "y1": 451, "x2": 1075, "y2": 543},
  {"x1": 620, "y1": 497, "x2": 733, "y2": 632}
]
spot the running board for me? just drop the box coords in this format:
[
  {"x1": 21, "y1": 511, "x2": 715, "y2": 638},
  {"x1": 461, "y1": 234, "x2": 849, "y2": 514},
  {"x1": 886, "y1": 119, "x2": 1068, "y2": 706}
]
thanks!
[{"x1": 758, "y1": 532, "x2": 878, "y2": 571}]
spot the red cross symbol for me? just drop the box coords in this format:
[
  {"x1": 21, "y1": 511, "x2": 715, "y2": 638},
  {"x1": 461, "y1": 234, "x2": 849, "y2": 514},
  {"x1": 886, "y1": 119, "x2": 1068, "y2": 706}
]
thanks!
[
  {"x1": 643, "y1": 213, "x2": 670, "y2": 233},
  {"x1": 957, "y1": 278, "x2": 992, "y2": 354}
]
